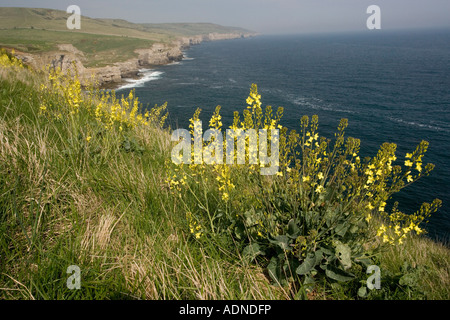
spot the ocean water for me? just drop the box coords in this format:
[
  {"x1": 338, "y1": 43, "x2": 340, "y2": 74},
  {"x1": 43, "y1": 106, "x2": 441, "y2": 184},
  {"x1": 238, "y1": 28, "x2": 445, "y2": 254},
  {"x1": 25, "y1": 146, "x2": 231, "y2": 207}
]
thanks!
[{"x1": 117, "y1": 29, "x2": 450, "y2": 242}]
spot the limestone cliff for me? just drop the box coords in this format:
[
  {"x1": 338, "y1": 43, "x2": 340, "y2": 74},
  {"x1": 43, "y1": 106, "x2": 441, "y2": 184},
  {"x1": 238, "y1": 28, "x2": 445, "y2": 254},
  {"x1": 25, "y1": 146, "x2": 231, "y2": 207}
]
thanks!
[{"x1": 13, "y1": 32, "x2": 256, "y2": 88}]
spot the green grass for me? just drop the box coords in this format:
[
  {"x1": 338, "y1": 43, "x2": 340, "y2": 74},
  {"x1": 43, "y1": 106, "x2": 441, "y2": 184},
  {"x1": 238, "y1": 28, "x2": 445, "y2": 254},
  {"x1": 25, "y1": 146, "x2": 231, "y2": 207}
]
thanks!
[
  {"x1": 0, "y1": 28, "x2": 156, "y2": 67},
  {"x1": 0, "y1": 60, "x2": 284, "y2": 300},
  {"x1": 0, "y1": 54, "x2": 448, "y2": 300},
  {"x1": 0, "y1": 8, "x2": 251, "y2": 40}
]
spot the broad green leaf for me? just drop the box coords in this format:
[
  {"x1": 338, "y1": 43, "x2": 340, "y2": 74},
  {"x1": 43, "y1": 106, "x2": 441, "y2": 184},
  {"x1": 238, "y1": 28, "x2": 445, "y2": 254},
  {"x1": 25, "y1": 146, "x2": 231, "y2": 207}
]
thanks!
[
  {"x1": 287, "y1": 219, "x2": 300, "y2": 239},
  {"x1": 335, "y1": 223, "x2": 348, "y2": 237},
  {"x1": 325, "y1": 265, "x2": 355, "y2": 282},
  {"x1": 296, "y1": 253, "x2": 316, "y2": 275},
  {"x1": 358, "y1": 286, "x2": 368, "y2": 298},
  {"x1": 267, "y1": 256, "x2": 289, "y2": 286},
  {"x1": 355, "y1": 256, "x2": 373, "y2": 268},
  {"x1": 267, "y1": 257, "x2": 280, "y2": 284},
  {"x1": 243, "y1": 243, "x2": 262, "y2": 262},
  {"x1": 269, "y1": 235, "x2": 291, "y2": 251},
  {"x1": 334, "y1": 241, "x2": 352, "y2": 270}
]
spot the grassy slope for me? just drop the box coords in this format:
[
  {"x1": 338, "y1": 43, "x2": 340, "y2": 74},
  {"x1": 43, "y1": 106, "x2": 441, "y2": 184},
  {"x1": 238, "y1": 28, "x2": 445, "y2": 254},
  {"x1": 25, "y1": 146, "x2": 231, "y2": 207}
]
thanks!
[
  {"x1": 0, "y1": 54, "x2": 449, "y2": 300},
  {"x1": 0, "y1": 58, "x2": 284, "y2": 300},
  {"x1": 0, "y1": 29, "x2": 157, "y2": 67},
  {"x1": 0, "y1": 7, "x2": 253, "y2": 67}
]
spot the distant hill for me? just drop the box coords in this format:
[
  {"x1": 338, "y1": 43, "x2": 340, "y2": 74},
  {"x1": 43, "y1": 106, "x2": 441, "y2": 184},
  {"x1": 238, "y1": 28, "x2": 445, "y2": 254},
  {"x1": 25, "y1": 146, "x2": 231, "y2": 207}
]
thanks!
[
  {"x1": 0, "y1": 7, "x2": 254, "y2": 41},
  {"x1": 0, "y1": 7, "x2": 255, "y2": 65}
]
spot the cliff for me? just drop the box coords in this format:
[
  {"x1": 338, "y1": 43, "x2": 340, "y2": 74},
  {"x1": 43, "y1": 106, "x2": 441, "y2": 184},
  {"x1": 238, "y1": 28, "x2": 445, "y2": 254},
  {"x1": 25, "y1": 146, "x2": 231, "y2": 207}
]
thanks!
[{"x1": 12, "y1": 32, "x2": 256, "y2": 88}]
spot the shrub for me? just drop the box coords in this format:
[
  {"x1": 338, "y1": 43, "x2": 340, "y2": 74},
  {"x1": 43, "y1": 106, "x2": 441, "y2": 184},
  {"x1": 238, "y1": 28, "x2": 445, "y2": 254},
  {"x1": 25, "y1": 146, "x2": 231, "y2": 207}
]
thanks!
[{"x1": 166, "y1": 83, "x2": 441, "y2": 295}]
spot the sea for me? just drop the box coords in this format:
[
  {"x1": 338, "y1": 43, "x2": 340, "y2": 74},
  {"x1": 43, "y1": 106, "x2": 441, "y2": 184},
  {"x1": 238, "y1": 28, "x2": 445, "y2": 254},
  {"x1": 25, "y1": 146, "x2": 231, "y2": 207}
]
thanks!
[{"x1": 116, "y1": 28, "x2": 450, "y2": 243}]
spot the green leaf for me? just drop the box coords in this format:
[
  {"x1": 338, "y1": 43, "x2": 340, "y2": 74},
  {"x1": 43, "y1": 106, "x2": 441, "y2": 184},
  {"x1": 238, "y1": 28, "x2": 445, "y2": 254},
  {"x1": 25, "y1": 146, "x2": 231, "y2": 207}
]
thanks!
[
  {"x1": 355, "y1": 255, "x2": 373, "y2": 268},
  {"x1": 325, "y1": 265, "x2": 355, "y2": 282},
  {"x1": 267, "y1": 256, "x2": 289, "y2": 286},
  {"x1": 269, "y1": 235, "x2": 291, "y2": 251},
  {"x1": 296, "y1": 253, "x2": 316, "y2": 275},
  {"x1": 267, "y1": 257, "x2": 279, "y2": 283},
  {"x1": 243, "y1": 243, "x2": 263, "y2": 262},
  {"x1": 287, "y1": 219, "x2": 300, "y2": 239},
  {"x1": 243, "y1": 208, "x2": 258, "y2": 227},
  {"x1": 358, "y1": 286, "x2": 368, "y2": 298},
  {"x1": 399, "y1": 273, "x2": 419, "y2": 288},
  {"x1": 349, "y1": 224, "x2": 359, "y2": 234},
  {"x1": 334, "y1": 241, "x2": 352, "y2": 270},
  {"x1": 335, "y1": 223, "x2": 348, "y2": 237}
]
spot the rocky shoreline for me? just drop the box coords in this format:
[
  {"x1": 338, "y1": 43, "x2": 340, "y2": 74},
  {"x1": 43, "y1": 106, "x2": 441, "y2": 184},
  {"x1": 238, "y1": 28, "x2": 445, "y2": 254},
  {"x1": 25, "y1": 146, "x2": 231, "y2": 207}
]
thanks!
[{"x1": 13, "y1": 32, "x2": 256, "y2": 89}]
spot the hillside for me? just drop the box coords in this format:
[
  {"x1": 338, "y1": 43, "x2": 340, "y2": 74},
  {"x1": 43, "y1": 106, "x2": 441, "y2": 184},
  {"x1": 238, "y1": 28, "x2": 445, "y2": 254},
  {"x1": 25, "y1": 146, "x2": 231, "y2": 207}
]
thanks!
[
  {"x1": 0, "y1": 7, "x2": 254, "y2": 42},
  {"x1": 0, "y1": 7, "x2": 256, "y2": 86},
  {"x1": 1, "y1": 50, "x2": 449, "y2": 300}
]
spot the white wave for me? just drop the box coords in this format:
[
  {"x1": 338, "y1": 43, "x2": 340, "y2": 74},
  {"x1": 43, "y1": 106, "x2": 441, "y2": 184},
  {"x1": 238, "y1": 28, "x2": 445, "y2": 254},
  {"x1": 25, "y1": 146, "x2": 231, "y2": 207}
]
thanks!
[
  {"x1": 116, "y1": 70, "x2": 164, "y2": 91},
  {"x1": 387, "y1": 117, "x2": 448, "y2": 132},
  {"x1": 290, "y1": 95, "x2": 355, "y2": 114}
]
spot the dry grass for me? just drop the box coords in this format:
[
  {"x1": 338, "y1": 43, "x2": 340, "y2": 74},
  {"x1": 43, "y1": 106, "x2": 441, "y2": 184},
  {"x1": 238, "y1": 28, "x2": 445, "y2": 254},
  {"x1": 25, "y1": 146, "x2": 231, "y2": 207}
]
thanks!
[{"x1": 381, "y1": 235, "x2": 450, "y2": 299}]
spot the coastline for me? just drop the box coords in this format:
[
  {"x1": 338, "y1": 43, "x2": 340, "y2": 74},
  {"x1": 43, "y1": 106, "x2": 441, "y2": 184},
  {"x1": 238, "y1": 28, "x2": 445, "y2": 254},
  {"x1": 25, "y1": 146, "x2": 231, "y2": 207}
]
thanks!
[
  {"x1": 12, "y1": 32, "x2": 258, "y2": 90},
  {"x1": 107, "y1": 32, "x2": 258, "y2": 91}
]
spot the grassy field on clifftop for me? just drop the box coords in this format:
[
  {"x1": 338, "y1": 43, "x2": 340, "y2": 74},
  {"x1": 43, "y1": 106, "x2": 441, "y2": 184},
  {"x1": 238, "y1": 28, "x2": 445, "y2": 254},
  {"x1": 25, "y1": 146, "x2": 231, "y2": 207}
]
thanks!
[{"x1": 0, "y1": 7, "x2": 253, "y2": 68}]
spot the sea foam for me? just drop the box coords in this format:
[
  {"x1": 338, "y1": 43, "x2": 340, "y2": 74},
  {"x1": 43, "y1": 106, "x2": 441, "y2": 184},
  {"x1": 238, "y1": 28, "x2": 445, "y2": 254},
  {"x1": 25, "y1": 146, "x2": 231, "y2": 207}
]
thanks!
[{"x1": 116, "y1": 69, "x2": 164, "y2": 91}]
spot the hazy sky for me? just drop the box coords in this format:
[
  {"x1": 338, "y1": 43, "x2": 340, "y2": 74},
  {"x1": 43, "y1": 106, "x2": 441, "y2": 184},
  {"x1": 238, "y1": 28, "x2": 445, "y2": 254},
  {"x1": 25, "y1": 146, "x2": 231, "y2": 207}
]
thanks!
[{"x1": 1, "y1": 0, "x2": 450, "y2": 34}]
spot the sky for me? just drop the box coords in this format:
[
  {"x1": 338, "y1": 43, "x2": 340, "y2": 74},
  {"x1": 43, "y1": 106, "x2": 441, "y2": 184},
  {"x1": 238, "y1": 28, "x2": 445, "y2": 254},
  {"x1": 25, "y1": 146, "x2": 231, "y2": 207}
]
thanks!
[{"x1": 1, "y1": 0, "x2": 450, "y2": 34}]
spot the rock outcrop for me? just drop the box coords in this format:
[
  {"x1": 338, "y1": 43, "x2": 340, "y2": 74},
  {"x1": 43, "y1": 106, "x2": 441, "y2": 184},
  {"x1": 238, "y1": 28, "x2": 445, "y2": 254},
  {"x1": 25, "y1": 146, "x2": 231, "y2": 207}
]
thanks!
[{"x1": 13, "y1": 32, "x2": 256, "y2": 87}]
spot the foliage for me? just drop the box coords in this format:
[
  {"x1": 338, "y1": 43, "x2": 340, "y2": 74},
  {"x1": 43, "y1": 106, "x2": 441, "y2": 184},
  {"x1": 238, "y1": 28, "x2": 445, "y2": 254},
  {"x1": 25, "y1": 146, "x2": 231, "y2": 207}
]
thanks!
[{"x1": 166, "y1": 83, "x2": 442, "y2": 294}]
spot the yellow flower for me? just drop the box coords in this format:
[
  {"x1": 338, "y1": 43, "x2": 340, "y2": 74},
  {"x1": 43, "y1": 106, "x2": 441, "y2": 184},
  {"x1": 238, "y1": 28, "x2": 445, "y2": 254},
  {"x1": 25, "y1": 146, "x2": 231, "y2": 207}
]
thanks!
[
  {"x1": 315, "y1": 185, "x2": 324, "y2": 193},
  {"x1": 302, "y1": 176, "x2": 310, "y2": 182},
  {"x1": 406, "y1": 153, "x2": 413, "y2": 159},
  {"x1": 222, "y1": 192, "x2": 229, "y2": 201},
  {"x1": 405, "y1": 160, "x2": 413, "y2": 167},
  {"x1": 416, "y1": 163, "x2": 422, "y2": 172},
  {"x1": 366, "y1": 214, "x2": 372, "y2": 223},
  {"x1": 86, "y1": 136, "x2": 92, "y2": 142},
  {"x1": 317, "y1": 172, "x2": 324, "y2": 180},
  {"x1": 414, "y1": 225, "x2": 423, "y2": 235},
  {"x1": 377, "y1": 224, "x2": 386, "y2": 237}
]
